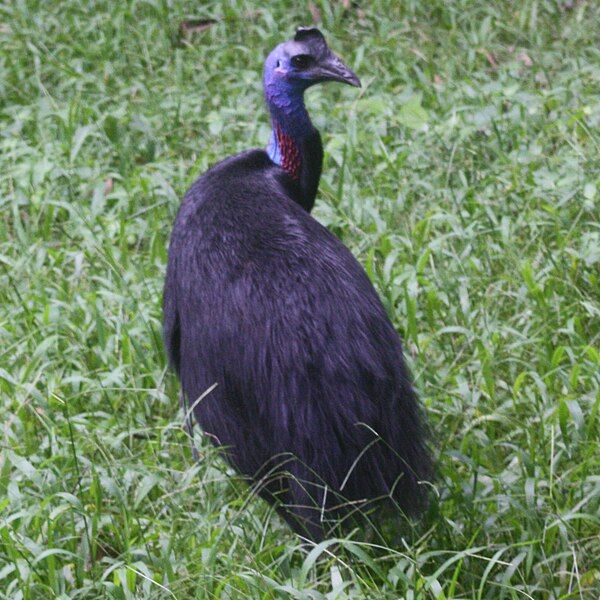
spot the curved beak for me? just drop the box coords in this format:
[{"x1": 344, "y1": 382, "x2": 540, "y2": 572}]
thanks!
[{"x1": 315, "y1": 52, "x2": 361, "y2": 87}]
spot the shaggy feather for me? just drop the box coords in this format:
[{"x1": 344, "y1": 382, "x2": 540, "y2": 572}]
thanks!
[{"x1": 163, "y1": 29, "x2": 432, "y2": 540}]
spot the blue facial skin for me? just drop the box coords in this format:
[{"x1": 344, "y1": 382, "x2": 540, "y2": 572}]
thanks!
[
  {"x1": 263, "y1": 44, "x2": 314, "y2": 165},
  {"x1": 263, "y1": 34, "x2": 360, "y2": 168}
]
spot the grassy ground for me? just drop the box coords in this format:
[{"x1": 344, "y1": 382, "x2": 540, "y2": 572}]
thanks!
[{"x1": 1, "y1": 0, "x2": 599, "y2": 597}]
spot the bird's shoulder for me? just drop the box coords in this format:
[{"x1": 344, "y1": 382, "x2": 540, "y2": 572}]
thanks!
[
  {"x1": 171, "y1": 148, "x2": 300, "y2": 228},
  {"x1": 203, "y1": 148, "x2": 275, "y2": 181},
  {"x1": 167, "y1": 147, "x2": 375, "y2": 301},
  {"x1": 185, "y1": 149, "x2": 285, "y2": 203}
]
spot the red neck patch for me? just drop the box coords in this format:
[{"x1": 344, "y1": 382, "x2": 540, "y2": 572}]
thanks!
[{"x1": 275, "y1": 125, "x2": 301, "y2": 180}]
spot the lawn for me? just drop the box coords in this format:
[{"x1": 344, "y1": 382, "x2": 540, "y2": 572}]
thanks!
[{"x1": 1, "y1": 0, "x2": 599, "y2": 598}]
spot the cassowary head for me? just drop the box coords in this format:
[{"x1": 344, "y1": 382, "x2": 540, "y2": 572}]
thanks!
[{"x1": 264, "y1": 27, "x2": 361, "y2": 93}]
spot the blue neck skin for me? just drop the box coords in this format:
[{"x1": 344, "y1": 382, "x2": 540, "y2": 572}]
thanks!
[{"x1": 263, "y1": 72, "x2": 313, "y2": 166}]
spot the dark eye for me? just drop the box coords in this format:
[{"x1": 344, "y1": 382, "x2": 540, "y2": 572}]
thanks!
[{"x1": 291, "y1": 54, "x2": 314, "y2": 69}]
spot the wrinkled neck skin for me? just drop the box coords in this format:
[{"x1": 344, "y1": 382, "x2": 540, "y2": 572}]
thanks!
[
  {"x1": 265, "y1": 80, "x2": 312, "y2": 138},
  {"x1": 265, "y1": 80, "x2": 312, "y2": 176},
  {"x1": 264, "y1": 77, "x2": 322, "y2": 212}
]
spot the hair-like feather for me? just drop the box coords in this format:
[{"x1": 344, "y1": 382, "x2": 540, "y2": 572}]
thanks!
[{"x1": 163, "y1": 30, "x2": 432, "y2": 540}]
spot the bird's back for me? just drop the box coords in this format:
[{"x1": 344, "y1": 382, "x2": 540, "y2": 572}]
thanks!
[{"x1": 164, "y1": 150, "x2": 431, "y2": 538}]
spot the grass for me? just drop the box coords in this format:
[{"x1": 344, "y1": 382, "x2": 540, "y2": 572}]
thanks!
[{"x1": 1, "y1": 0, "x2": 599, "y2": 597}]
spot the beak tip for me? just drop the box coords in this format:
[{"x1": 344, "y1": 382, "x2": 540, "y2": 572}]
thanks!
[
  {"x1": 319, "y1": 54, "x2": 361, "y2": 88},
  {"x1": 345, "y1": 67, "x2": 361, "y2": 88},
  {"x1": 342, "y1": 71, "x2": 361, "y2": 88}
]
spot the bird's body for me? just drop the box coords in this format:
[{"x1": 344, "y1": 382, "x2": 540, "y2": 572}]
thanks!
[{"x1": 163, "y1": 28, "x2": 432, "y2": 539}]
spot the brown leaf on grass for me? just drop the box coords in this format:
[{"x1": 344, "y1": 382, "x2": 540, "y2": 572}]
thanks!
[
  {"x1": 433, "y1": 74, "x2": 443, "y2": 86},
  {"x1": 410, "y1": 47, "x2": 426, "y2": 61},
  {"x1": 309, "y1": 2, "x2": 321, "y2": 23},
  {"x1": 104, "y1": 178, "x2": 114, "y2": 196},
  {"x1": 179, "y1": 18, "x2": 218, "y2": 38},
  {"x1": 517, "y1": 52, "x2": 533, "y2": 67},
  {"x1": 342, "y1": 0, "x2": 352, "y2": 8},
  {"x1": 484, "y1": 50, "x2": 498, "y2": 69}
]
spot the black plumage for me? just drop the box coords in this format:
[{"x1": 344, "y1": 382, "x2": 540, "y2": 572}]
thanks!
[{"x1": 163, "y1": 28, "x2": 432, "y2": 540}]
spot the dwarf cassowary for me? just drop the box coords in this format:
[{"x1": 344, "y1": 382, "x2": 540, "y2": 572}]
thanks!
[{"x1": 163, "y1": 27, "x2": 432, "y2": 540}]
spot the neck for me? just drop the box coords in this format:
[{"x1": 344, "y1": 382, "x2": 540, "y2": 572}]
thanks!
[
  {"x1": 265, "y1": 88, "x2": 312, "y2": 180},
  {"x1": 264, "y1": 83, "x2": 323, "y2": 211}
]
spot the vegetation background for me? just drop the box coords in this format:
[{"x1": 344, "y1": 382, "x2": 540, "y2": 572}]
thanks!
[{"x1": 1, "y1": 0, "x2": 599, "y2": 597}]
